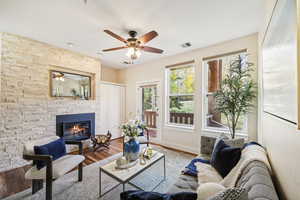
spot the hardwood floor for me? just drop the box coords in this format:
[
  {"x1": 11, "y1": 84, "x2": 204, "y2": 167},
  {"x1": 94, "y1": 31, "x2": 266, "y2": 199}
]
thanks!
[
  {"x1": 0, "y1": 138, "x2": 124, "y2": 199},
  {"x1": 70, "y1": 138, "x2": 123, "y2": 167}
]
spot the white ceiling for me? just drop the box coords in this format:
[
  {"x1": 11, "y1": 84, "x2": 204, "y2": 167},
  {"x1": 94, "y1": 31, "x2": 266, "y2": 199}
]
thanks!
[{"x1": 0, "y1": 0, "x2": 264, "y2": 68}]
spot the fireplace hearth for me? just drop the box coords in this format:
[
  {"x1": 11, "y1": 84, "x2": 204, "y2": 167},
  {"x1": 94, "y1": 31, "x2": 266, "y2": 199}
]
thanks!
[{"x1": 56, "y1": 113, "x2": 95, "y2": 141}]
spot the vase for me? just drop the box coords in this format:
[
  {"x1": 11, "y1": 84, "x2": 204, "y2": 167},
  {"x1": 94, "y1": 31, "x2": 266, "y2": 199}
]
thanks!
[{"x1": 124, "y1": 137, "x2": 140, "y2": 161}]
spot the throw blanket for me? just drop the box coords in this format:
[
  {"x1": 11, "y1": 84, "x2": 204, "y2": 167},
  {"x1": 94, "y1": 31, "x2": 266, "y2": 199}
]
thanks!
[
  {"x1": 120, "y1": 190, "x2": 197, "y2": 200},
  {"x1": 221, "y1": 144, "x2": 271, "y2": 188}
]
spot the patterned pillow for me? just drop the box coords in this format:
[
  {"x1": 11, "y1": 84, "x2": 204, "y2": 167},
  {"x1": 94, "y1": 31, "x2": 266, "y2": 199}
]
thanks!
[{"x1": 208, "y1": 188, "x2": 248, "y2": 200}]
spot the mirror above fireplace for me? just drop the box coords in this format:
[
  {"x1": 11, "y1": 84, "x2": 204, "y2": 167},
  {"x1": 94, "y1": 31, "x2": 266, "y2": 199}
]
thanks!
[{"x1": 50, "y1": 70, "x2": 91, "y2": 99}]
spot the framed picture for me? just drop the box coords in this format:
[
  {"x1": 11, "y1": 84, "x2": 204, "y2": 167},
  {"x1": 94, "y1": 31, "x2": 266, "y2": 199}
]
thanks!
[{"x1": 262, "y1": 0, "x2": 298, "y2": 124}]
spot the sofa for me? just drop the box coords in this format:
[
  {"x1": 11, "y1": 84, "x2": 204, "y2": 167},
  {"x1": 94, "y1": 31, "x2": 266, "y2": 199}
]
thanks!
[{"x1": 168, "y1": 138, "x2": 279, "y2": 200}]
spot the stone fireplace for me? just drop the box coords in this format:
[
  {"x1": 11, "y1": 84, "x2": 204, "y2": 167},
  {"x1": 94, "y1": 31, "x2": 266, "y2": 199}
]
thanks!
[{"x1": 56, "y1": 113, "x2": 95, "y2": 141}]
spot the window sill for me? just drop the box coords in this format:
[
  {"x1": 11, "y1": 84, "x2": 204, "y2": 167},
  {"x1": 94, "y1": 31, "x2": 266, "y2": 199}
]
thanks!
[
  {"x1": 201, "y1": 128, "x2": 248, "y2": 139},
  {"x1": 164, "y1": 124, "x2": 195, "y2": 132}
]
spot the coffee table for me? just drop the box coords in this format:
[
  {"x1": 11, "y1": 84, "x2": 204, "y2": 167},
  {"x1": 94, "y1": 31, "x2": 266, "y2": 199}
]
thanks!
[{"x1": 99, "y1": 151, "x2": 166, "y2": 198}]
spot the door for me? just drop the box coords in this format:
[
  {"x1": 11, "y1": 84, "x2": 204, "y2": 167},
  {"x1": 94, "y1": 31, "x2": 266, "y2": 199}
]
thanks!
[
  {"x1": 137, "y1": 81, "x2": 161, "y2": 142},
  {"x1": 100, "y1": 83, "x2": 125, "y2": 139}
]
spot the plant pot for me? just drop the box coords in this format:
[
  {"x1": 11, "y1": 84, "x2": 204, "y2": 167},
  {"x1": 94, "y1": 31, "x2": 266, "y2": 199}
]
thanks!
[{"x1": 124, "y1": 138, "x2": 140, "y2": 161}]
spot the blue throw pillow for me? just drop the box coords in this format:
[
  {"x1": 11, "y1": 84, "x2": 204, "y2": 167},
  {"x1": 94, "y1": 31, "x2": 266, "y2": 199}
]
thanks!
[
  {"x1": 182, "y1": 158, "x2": 210, "y2": 176},
  {"x1": 34, "y1": 138, "x2": 66, "y2": 170},
  {"x1": 211, "y1": 139, "x2": 241, "y2": 178}
]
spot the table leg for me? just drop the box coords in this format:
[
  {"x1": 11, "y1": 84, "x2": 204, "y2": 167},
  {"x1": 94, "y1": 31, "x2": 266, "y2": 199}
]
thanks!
[
  {"x1": 163, "y1": 156, "x2": 166, "y2": 180},
  {"x1": 99, "y1": 168, "x2": 102, "y2": 198}
]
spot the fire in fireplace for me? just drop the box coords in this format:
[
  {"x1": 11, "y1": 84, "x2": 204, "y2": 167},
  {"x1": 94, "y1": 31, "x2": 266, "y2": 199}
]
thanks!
[
  {"x1": 56, "y1": 113, "x2": 95, "y2": 141},
  {"x1": 63, "y1": 121, "x2": 91, "y2": 140}
]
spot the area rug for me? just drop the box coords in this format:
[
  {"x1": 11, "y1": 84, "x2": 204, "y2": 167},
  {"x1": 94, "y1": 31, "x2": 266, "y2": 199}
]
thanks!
[{"x1": 5, "y1": 146, "x2": 194, "y2": 200}]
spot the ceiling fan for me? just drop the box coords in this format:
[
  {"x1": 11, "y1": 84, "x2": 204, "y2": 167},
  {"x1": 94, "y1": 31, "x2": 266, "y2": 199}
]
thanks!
[{"x1": 102, "y1": 30, "x2": 164, "y2": 60}]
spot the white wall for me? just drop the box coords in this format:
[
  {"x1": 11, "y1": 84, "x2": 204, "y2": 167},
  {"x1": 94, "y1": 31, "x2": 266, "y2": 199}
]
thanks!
[
  {"x1": 119, "y1": 34, "x2": 258, "y2": 154},
  {"x1": 258, "y1": 0, "x2": 300, "y2": 199}
]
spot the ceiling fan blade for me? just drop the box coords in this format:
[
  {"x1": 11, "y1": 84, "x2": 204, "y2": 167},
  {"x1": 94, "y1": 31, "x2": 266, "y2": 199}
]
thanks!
[
  {"x1": 104, "y1": 30, "x2": 127, "y2": 43},
  {"x1": 138, "y1": 31, "x2": 158, "y2": 44},
  {"x1": 102, "y1": 46, "x2": 128, "y2": 52},
  {"x1": 141, "y1": 46, "x2": 163, "y2": 54}
]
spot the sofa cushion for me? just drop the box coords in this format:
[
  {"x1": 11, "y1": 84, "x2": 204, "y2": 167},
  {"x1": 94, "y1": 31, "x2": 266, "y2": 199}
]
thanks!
[
  {"x1": 25, "y1": 155, "x2": 85, "y2": 180},
  {"x1": 211, "y1": 139, "x2": 241, "y2": 177},
  {"x1": 34, "y1": 138, "x2": 66, "y2": 169},
  {"x1": 208, "y1": 187, "x2": 248, "y2": 200},
  {"x1": 235, "y1": 161, "x2": 279, "y2": 200},
  {"x1": 195, "y1": 162, "x2": 223, "y2": 185},
  {"x1": 197, "y1": 183, "x2": 226, "y2": 200}
]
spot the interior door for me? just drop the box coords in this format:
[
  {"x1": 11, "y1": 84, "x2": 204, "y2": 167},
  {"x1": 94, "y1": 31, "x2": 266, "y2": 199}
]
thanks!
[{"x1": 100, "y1": 83, "x2": 125, "y2": 139}]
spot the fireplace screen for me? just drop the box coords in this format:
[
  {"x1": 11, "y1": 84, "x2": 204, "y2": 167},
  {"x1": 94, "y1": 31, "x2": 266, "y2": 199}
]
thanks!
[{"x1": 63, "y1": 121, "x2": 91, "y2": 140}]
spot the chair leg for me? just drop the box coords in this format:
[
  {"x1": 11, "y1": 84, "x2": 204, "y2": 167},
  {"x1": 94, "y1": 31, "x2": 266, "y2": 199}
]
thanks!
[
  {"x1": 45, "y1": 177, "x2": 52, "y2": 200},
  {"x1": 32, "y1": 179, "x2": 43, "y2": 194},
  {"x1": 78, "y1": 163, "x2": 83, "y2": 182}
]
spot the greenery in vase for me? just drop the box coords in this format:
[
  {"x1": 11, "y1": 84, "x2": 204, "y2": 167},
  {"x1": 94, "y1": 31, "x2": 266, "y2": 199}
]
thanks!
[
  {"x1": 214, "y1": 55, "x2": 256, "y2": 139},
  {"x1": 120, "y1": 119, "x2": 147, "y2": 138}
]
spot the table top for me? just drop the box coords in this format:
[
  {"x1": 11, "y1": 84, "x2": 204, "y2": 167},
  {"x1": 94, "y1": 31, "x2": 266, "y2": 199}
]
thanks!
[{"x1": 100, "y1": 151, "x2": 164, "y2": 182}]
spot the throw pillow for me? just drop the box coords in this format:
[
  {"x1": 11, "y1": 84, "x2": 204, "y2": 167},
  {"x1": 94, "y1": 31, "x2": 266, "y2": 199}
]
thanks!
[
  {"x1": 197, "y1": 183, "x2": 225, "y2": 200},
  {"x1": 224, "y1": 138, "x2": 245, "y2": 148},
  {"x1": 211, "y1": 139, "x2": 241, "y2": 178},
  {"x1": 208, "y1": 187, "x2": 248, "y2": 200},
  {"x1": 182, "y1": 158, "x2": 210, "y2": 177},
  {"x1": 34, "y1": 138, "x2": 66, "y2": 169},
  {"x1": 195, "y1": 162, "x2": 223, "y2": 185}
]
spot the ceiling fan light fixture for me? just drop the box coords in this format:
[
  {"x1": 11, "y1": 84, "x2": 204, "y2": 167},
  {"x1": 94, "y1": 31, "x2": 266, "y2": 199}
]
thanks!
[{"x1": 126, "y1": 47, "x2": 141, "y2": 60}]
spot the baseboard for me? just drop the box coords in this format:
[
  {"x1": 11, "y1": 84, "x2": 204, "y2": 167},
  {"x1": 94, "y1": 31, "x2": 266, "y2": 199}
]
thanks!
[{"x1": 150, "y1": 142, "x2": 198, "y2": 156}]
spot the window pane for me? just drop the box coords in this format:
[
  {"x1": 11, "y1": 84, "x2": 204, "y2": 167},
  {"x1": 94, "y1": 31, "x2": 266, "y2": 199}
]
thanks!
[
  {"x1": 169, "y1": 95, "x2": 194, "y2": 125},
  {"x1": 206, "y1": 92, "x2": 245, "y2": 131},
  {"x1": 169, "y1": 66, "x2": 195, "y2": 95},
  {"x1": 142, "y1": 87, "x2": 154, "y2": 111}
]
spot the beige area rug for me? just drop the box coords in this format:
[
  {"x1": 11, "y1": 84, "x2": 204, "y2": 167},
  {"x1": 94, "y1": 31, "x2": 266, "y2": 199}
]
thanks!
[{"x1": 5, "y1": 146, "x2": 195, "y2": 200}]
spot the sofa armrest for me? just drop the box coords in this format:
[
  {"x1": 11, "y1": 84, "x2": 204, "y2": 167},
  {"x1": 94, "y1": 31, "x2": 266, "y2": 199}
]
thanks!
[{"x1": 65, "y1": 140, "x2": 83, "y2": 155}]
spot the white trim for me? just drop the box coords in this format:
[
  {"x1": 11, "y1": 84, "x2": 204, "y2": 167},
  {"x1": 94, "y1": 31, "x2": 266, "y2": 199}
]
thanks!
[
  {"x1": 165, "y1": 65, "x2": 196, "y2": 127},
  {"x1": 136, "y1": 80, "x2": 162, "y2": 143},
  {"x1": 100, "y1": 81, "x2": 126, "y2": 87},
  {"x1": 164, "y1": 124, "x2": 195, "y2": 132},
  {"x1": 161, "y1": 141, "x2": 199, "y2": 154},
  {"x1": 201, "y1": 53, "x2": 248, "y2": 134}
]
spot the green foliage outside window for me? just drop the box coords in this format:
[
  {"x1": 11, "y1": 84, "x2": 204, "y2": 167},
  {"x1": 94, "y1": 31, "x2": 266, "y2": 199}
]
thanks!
[{"x1": 169, "y1": 66, "x2": 195, "y2": 113}]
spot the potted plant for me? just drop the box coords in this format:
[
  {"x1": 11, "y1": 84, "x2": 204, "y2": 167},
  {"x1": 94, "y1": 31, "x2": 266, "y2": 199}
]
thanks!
[
  {"x1": 214, "y1": 55, "x2": 256, "y2": 139},
  {"x1": 120, "y1": 119, "x2": 146, "y2": 161}
]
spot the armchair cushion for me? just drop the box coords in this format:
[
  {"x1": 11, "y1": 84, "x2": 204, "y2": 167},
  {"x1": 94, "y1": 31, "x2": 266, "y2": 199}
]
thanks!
[
  {"x1": 34, "y1": 138, "x2": 66, "y2": 169},
  {"x1": 25, "y1": 155, "x2": 85, "y2": 180}
]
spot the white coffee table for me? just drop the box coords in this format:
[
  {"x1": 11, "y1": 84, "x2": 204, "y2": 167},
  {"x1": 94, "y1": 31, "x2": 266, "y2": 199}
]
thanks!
[{"x1": 99, "y1": 151, "x2": 166, "y2": 198}]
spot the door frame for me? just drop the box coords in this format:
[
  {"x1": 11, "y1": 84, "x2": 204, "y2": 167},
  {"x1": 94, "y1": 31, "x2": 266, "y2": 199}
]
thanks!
[{"x1": 136, "y1": 80, "x2": 162, "y2": 143}]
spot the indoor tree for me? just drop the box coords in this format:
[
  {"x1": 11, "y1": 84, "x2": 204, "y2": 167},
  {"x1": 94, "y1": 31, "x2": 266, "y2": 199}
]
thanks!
[{"x1": 214, "y1": 55, "x2": 256, "y2": 139}]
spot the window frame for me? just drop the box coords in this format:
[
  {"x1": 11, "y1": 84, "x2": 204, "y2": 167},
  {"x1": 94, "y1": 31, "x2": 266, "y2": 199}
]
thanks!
[
  {"x1": 165, "y1": 64, "x2": 195, "y2": 129},
  {"x1": 201, "y1": 53, "x2": 248, "y2": 136}
]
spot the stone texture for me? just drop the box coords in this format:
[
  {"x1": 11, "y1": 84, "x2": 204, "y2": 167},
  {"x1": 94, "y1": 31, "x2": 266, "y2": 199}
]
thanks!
[{"x1": 0, "y1": 32, "x2": 102, "y2": 172}]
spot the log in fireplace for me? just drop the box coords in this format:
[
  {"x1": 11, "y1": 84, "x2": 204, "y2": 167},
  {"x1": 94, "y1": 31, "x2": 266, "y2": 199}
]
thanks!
[{"x1": 56, "y1": 113, "x2": 95, "y2": 141}]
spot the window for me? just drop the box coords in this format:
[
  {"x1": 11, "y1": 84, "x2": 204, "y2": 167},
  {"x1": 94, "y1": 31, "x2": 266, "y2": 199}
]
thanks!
[
  {"x1": 203, "y1": 53, "x2": 247, "y2": 134},
  {"x1": 166, "y1": 64, "x2": 195, "y2": 127}
]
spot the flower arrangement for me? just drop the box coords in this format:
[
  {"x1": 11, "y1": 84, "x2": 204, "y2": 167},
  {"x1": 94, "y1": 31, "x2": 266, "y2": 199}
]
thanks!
[{"x1": 120, "y1": 119, "x2": 147, "y2": 138}]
